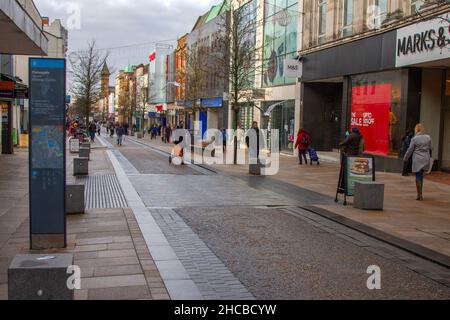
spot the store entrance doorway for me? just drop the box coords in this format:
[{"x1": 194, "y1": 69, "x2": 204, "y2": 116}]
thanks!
[
  {"x1": 302, "y1": 82, "x2": 343, "y2": 151},
  {"x1": 441, "y1": 69, "x2": 450, "y2": 172}
]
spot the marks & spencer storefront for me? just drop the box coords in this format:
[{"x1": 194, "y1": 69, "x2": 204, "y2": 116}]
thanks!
[{"x1": 300, "y1": 12, "x2": 450, "y2": 172}]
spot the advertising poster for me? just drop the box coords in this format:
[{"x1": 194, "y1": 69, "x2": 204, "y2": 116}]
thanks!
[
  {"x1": 351, "y1": 84, "x2": 391, "y2": 156},
  {"x1": 346, "y1": 156, "x2": 375, "y2": 196}
]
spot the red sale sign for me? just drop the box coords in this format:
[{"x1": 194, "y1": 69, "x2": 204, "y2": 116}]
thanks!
[{"x1": 351, "y1": 84, "x2": 391, "y2": 156}]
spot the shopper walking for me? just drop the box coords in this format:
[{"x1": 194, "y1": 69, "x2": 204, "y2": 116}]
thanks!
[
  {"x1": 116, "y1": 124, "x2": 125, "y2": 146},
  {"x1": 165, "y1": 125, "x2": 172, "y2": 144},
  {"x1": 339, "y1": 127, "x2": 364, "y2": 156},
  {"x1": 222, "y1": 128, "x2": 227, "y2": 152},
  {"x1": 110, "y1": 123, "x2": 115, "y2": 138},
  {"x1": 400, "y1": 129, "x2": 414, "y2": 176},
  {"x1": 89, "y1": 122, "x2": 96, "y2": 142},
  {"x1": 403, "y1": 123, "x2": 433, "y2": 201},
  {"x1": 295, "y1": 129, "x2": 311, "y2": 165},
  {"x1": 245, "y1": 121, "x2": 263, "y2": 166}
]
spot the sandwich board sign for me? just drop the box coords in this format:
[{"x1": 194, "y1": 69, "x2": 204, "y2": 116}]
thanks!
[
  {"x1": 70, "y1": 138, "x2": 80, "y2": 153},
  {"x1": 346, "y1": 156, "x2": 376, "y2": 196},
  {"x1": 335, "y1": 154, "x2": 376, "y2": 205}
]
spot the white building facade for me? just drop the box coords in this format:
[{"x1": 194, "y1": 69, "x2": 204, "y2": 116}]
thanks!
[{"x1": 230, "y1": 0, "x2": 303, "y2": 155}]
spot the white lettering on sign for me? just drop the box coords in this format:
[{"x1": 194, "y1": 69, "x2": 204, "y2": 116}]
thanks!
[
  {"x1": 351, "y1": 112, "x2": 376, "y2": 128},
  {"x1": 396, "y1": 14, "x2": 450, "y2": 67}
]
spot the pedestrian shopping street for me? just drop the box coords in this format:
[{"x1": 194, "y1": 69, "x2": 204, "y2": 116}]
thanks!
[{"x1": 1, "y1": 132, "x2": 450, "y2": 300}]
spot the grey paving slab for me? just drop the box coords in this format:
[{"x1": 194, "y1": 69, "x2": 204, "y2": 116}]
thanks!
[
  {"x1": 155, "y1": 260, "x2": 191, "y2": 280},
  {"x1": 164, "y1": 280, "x2": 203, "y2": 300},
  {"x1": 105, "y1": 148, "x2": 202, "y2": 300},
  {"x1": 149, "y1": 246, "x2": 179, "y2": 261},
  {"x1": 130, "y1": 174, "x2": 299, "y2": 208}
]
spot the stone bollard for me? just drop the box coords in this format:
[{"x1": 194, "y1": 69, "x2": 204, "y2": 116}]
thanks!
[
  {"x1": 73, "y1": 158, "x2": 89, "y2": 176},
  {"x1": 249, "y1": 159, "x2": 265, "y2": 176},
  {"x1": 81, "y1": 142, "x2": 91, "y2": 152},
  {"x1": 66, "y1": 185, "x2": 85, "y2": 215},
  {"x1": 137, "y1": 132, "x2": 143, "y2": 139},
  {"x1": 8, "y1": 254, "x2": 75, "y2": 300},
  {"x1": 354, "y1": 181, "x2": 385, "y2": 210},
  {"x1": 79, "y1": 147, "x2": 90, "y2": 160},
  {"x1": 249, "y1": 163, "x2": 262, "y2": 175}
]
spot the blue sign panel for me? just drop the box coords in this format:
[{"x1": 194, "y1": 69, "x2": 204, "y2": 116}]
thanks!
[
  {"x1": 185, "y1": 100, "x2": 193, "y2": 109},
  {"x1": 29, "y1": 58, "x2": 66, "y2": 248},
  {"x1": 201, "y1": 97, "x2": 223, "y2": 108},
  {"x1": 148, "y1": 112, "x2": 160, "y2": 118}
]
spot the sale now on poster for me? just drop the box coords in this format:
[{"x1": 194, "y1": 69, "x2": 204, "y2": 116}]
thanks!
[{"x1": 351, "y1": 84, "x2": 391, "y2": 156}]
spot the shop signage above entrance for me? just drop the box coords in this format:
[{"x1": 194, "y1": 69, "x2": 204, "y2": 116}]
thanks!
[
  {"x1": 396, "y1": 14, "x2": 450, "y2": 67},
  {"x1": 284, "y1": 59, "x2": 303, "y2": 78}
]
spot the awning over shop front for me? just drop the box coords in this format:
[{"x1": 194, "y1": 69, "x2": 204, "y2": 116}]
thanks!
[
  {"x1": 0, "y1": 74, "x2": 28, "y2": 99},
  {"x1": 0, "y1": 0, "x2": 48, "y2": 55}
]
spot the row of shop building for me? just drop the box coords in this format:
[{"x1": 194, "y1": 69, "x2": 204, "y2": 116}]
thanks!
[
  {"x1": 1, "y1": 0, "x2": 68, "y2": 155},
  {"x1": 111, "y1": 0, "x2": 449, "y2": 172}
]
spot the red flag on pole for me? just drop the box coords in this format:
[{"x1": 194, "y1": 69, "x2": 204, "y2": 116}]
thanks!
[{"x1": 149, "y1": 51, "x2": 156, "y2": 62}]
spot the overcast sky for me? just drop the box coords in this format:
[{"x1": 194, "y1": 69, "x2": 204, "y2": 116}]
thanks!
[{"x1": 34, "y1": 0, "x2": 216, "y2": 77}]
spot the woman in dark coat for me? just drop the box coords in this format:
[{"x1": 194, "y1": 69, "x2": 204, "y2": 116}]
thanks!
[
  {"x1": 400, "y1": 130, "x2": 414, "y2": 176},
  {"x1": 339, "y1": 127, "x2": 363, "y2": 156}
]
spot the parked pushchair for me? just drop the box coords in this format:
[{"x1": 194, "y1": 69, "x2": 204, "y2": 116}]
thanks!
[{"x1": 308, "y1": 148, "x2": 320, "y2": 165}]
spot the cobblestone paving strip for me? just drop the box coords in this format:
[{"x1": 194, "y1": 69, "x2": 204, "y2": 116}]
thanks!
[{"x1": 150, "y1": 208, "x2": 255, "y2": 300}]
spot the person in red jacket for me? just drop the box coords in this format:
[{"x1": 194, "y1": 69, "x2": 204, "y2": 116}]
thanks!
[{"x1": 295, "y1": 129, "x2": 311, "y2": 165}]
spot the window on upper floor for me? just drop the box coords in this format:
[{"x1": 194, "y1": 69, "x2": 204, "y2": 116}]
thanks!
[
  {"x1": 411, "y1": 0, "x2": 425, "y2": 14},
  {"x1": 367, "y1": 0, "x2": 388, "y2": 29},
  {"x1": 342, "y1": 0, "x2": 353, "y2": 37},
  {"x1": 318, "y1": 0, "x2": 327, "y2": 44},
  {"x1": 262, "y1": 0, "x2": 298, "y2": 87}
]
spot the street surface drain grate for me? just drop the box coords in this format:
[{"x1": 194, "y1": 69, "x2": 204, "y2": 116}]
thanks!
[{"x1": 81, "y1": 175, "x2": 128, "y2": 209}]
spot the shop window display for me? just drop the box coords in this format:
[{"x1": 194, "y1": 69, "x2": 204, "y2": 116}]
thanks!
[
  {"x1": 351, "y1": 70, "x2": 403, "y2": 157},
  {"x1": 263, "y1": 1, "x2": 298, "y2": 87},
  {"x1": 263, "y1": 100, "x2": 295, "y2": 152}
]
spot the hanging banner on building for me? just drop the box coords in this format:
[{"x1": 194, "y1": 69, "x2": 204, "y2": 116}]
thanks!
[
  {"x1": 29, "y1": 58, "x2": 66, "y2": 249},
  {"x1": 351, "y1": 84, "x2": 391, "y2": 156},
  {"x1": 396, "y1": 14, "x2": 450, "y2": 67}
]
